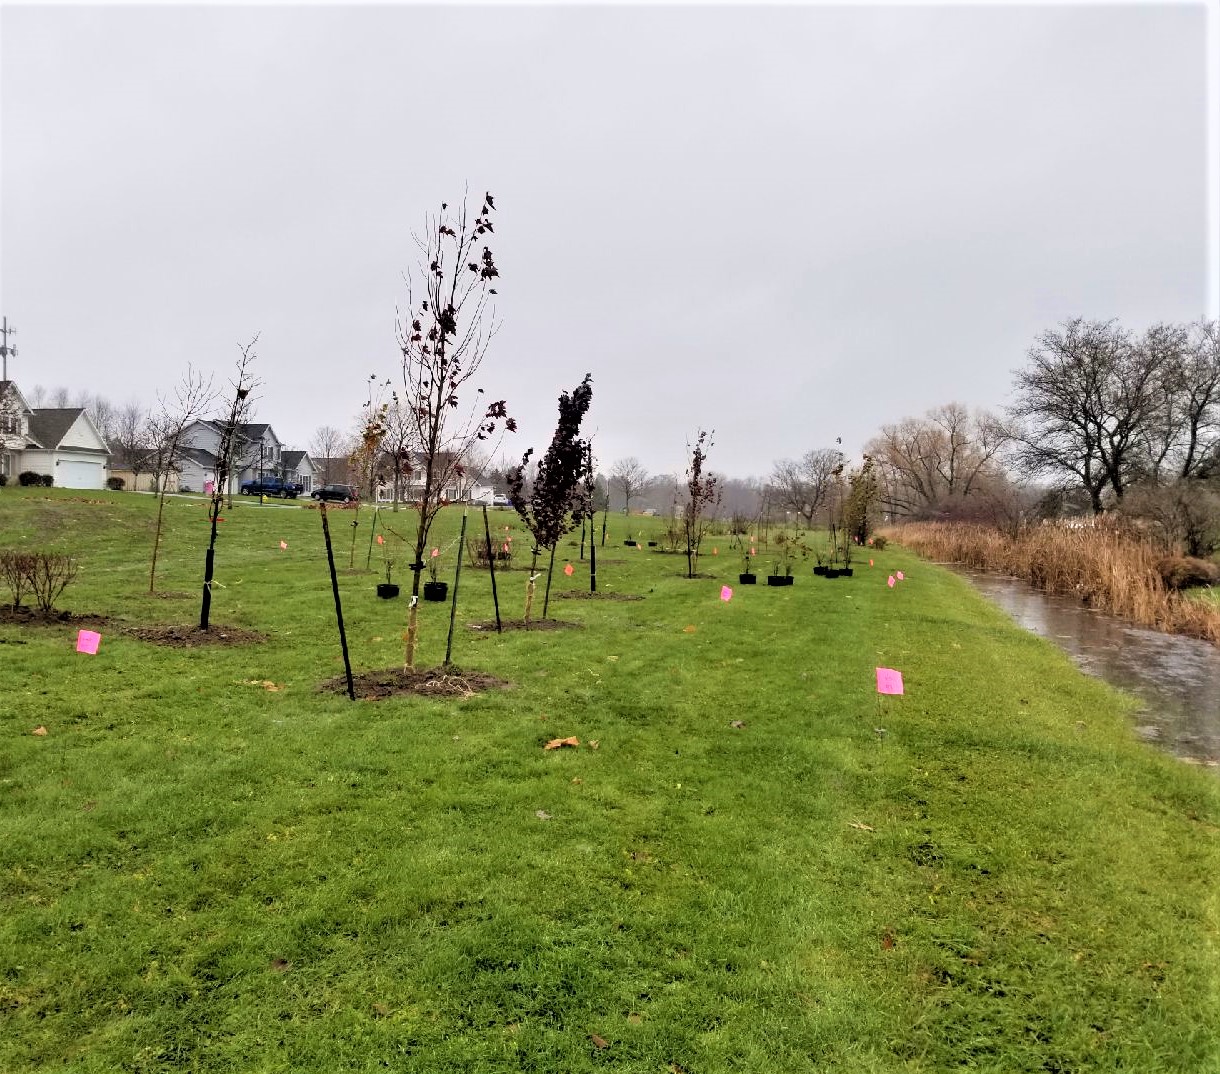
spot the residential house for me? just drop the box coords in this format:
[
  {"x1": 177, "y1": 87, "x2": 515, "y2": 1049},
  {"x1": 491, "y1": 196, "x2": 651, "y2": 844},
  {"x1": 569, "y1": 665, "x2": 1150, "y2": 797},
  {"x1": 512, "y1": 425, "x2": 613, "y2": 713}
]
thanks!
[
  {"x1": 177, "y1": 420, "x2": 284, "y2": 494},
  {"x1": 280, "y1": 450, "x2": 316, "y2": 494},
  {"x1": 0, "y1": 381, "x2": 110, "y2": 489}
]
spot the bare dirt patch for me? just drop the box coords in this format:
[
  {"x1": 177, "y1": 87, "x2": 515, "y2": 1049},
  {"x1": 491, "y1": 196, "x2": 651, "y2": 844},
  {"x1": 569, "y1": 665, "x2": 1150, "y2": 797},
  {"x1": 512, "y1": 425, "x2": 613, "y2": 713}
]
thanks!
[
  {"x1": 124, "y1": 624, "x2": 268, "y2": 647},
  {"x1": 467, "y1": 618, "x2": 583, "y2": 632},
  {"x1": 319, "y1": 665, "x2": 510, "y2": 700},
  {"x1": 553, "y1": 591, "x2": 643, "y2": 602}
]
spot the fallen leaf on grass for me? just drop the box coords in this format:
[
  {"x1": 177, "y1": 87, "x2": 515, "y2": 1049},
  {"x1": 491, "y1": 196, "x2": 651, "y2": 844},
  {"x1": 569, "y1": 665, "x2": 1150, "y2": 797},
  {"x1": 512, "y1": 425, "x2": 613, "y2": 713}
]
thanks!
[
  {"x1": 32, "y1": 726, "x2": 47, "y2": 736},
  {"x1": 627, "y1": 1013, "x2": 643, "y2": 1025},
  {"x1": 590, "y1": 1033, "x2": 609, "y2": 1049},
  {"x1": 371, "y1": 1002, "x2": 390, "y2": 1017},
  {"x1": 243, "y1": 679, "x2": 283, "y2": 692},
  {"x1": 588, "y1": 739, "x2": 599, "y2": 750},
  {"x1": 670, "y1": 1064, "x2": 688, "y2": 1074},
  {"x1": 270, "y1": 958, "x2": 291, "y2": 973},
  {"x1": 535, "y1": 810, "x2": 552, "y2": 820},
  {"x1": 881, "y1": 930, "x2": 896, "y2": 950},
  {"x1": 730, "y1": 720, "x2": 746, "y2": 729},
  {"x1": 571, "y1": 777, "x2": 583, "y2": 785},
  {"x1": 544, "y1": 737, "x2": 580, "y2": 750},
  {"x1": 849, "y1": 821, "x2": 875, "y2": 832},
  {"x1": 682, "y1": 625, "x2": 696, "y2": 634}
]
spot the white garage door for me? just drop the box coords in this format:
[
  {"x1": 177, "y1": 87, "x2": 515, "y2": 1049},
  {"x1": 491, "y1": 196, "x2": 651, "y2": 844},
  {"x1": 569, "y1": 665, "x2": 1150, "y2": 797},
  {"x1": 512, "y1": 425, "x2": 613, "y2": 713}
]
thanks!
[{"x1": 56, "y1": 459, "x2": 106, "y2": 489}]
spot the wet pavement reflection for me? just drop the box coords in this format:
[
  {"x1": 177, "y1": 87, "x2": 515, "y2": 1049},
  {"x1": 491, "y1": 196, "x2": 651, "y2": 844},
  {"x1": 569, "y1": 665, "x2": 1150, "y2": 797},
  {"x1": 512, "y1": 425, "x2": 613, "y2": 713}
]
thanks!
[{"x1": 952, "y1": 568, "x2": 1220, "y2": 768}]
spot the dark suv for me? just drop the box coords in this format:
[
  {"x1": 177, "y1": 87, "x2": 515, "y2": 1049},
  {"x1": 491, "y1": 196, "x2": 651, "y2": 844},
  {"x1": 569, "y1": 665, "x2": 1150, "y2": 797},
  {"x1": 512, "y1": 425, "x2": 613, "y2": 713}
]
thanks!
[{"x1": 311, "y1": 484, "x2": 359, "y2": 503}]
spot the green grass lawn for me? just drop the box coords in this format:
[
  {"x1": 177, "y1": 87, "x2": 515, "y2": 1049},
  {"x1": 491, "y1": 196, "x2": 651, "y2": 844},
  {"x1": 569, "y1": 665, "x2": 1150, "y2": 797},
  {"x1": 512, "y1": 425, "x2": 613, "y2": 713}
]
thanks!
[{"x1": 2, "y1": 488, "x2": 1219, "y2": 1073}]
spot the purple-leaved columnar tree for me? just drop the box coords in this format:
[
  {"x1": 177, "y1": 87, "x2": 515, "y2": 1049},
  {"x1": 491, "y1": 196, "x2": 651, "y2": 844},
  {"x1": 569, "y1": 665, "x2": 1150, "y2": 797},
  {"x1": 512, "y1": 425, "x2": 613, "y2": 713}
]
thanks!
[
  {"x1": 507, "y1": 374, "x2": 594, "y2": 623},
  {"x1": 683, "y1": 428, "x2": 721, "y2": 579},
  {"x1": 396, "y1": 192, "x2": 514, "y2": 669}
]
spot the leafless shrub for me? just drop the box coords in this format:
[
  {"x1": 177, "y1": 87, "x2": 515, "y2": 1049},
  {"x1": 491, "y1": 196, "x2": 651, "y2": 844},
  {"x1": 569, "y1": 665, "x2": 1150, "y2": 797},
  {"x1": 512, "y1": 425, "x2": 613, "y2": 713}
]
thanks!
[
  {"x1": 0, "y1": 551, "x2": 78, "y2": 612},
  {"x1": 0, "y1": 550, "x2": 37, "y2": 608},
  {"x1": 28, "y1": 553, "x2": 79, "y2": 612}
]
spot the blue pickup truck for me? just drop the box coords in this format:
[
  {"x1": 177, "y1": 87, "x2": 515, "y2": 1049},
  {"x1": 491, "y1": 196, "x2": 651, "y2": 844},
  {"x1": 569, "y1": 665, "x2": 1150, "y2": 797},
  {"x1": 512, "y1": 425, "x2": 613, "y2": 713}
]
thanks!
[{"x1": 239, "y1": 475, "x2": 304, "y2": 499}]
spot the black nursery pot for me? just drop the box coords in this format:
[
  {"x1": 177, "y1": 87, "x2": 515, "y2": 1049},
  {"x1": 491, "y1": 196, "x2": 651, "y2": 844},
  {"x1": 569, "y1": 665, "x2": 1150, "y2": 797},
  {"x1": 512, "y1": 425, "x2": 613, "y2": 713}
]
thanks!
[
  {"x1": 624, "y1": 539, "x2": 636, "y2": 546},
  {"x1": 376, "y1": 583, "x2": 400, "y2": 599},
  {"x1": 825, "y1": 568, "x2": 841, "y2": 578},
  {"x1": 767, "y1": 575, "x2": 794, "y2": 587},
  {"x1": 813, "y1": 565, "x2": 828, "y2": 576},
  {"x1": 423, "y1": 581, "x2": 449, "y2": 602},
  {"x1": 739, "y1": 572, "x2": 757, "y2": 585},
  {"x1": 647, "y1": 541, "x2": 658, "y2": 547},
  {"x1": 841, "y1": 567, "x2": 854, "y2": 577}
]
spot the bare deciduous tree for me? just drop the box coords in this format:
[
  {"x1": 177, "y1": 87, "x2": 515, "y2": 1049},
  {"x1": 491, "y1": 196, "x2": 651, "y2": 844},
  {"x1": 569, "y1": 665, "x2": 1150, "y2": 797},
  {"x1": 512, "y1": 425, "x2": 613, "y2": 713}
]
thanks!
[
  {"x1": 769, "y1": 448, "x2": 844, "y2": 526},
  {"x1": 148, "y1": 366, "x2": 215, "y2": 592},
  {"x1": 867, "y1": 403, "x2": 1008, "y2": 519},
  {"x1": 309, "y1": 425, "x2": 348, "y2": 485},
  {"x1": 609, "y1": 456, "x2": 649, "y2": 515},
  {"x1": 1009, "y1": 319, "x2": 1158, "y2": 513}
]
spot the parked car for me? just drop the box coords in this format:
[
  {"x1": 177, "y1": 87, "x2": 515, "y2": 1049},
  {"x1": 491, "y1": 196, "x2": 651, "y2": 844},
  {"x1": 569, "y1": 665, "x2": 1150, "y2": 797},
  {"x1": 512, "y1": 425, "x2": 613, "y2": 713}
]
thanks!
[
  {"x1": 311, "y1": 483, "x2": 359, "y2": 503},
  {"x1": 492, "y1": 494, "x2": 512, "y2": 507},
  {"x1": 240, "y1": 475, "x2": 304, "y2": 498}
]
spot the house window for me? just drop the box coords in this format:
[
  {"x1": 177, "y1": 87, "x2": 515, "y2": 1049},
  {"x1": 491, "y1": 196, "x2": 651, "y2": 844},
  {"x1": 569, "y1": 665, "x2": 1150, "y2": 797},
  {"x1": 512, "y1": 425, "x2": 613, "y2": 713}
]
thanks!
[{"x1": 0, "y1": 413, "x2": 19, "y2": 435}]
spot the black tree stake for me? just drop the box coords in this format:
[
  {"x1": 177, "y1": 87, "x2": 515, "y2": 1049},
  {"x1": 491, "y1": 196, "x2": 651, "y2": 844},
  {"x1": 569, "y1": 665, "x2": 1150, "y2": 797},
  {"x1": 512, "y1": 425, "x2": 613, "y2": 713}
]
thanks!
[
  {"x1": 320, "y1": 503, "x2": 356, "y2": 701},
  {"x1": 483, "y1": 505, "x2": 502, "y2": 634},
  {"x1": 444, "y1": 510, "x2": 469, "y2": 666}
]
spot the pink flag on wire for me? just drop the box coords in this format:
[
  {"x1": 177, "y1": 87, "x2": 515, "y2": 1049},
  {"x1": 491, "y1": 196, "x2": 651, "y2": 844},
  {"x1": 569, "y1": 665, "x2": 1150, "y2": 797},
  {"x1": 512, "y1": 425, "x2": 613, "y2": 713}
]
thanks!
[
  {"x1": 896, "y1": 570, "x2": 905, "y2": 581},
  {"x1": 279, "y1": 540, "x2": 288, "y2": 550},
  {"x1": 376, "y1": 534, "x2": 384, "y2": 545},
  {"x1": 720, "y1": 585, "x2": 732, "y2": 601},
  {"x1": 564, "y1": 563, "x2": 574, "y2": 577},
  {"x1": 876, "y1": 667, "x2": 904, "y2": 695},
  {"x1": 76, "y1": 630, "x2": 101, "y2": 655},
  {"x1": 887, "y1": 575, "x2": 896, "y2": 588}
]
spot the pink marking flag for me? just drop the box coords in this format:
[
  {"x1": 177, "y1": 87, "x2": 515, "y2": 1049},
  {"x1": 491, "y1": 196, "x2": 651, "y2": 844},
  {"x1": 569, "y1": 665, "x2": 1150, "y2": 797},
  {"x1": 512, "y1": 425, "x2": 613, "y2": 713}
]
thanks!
[
  {"x1": 720, "y1": 585, "x2": 733, "y2": 601},
  {"x1": 431, "y1": 548, "x2": 439, "y2": 558},
  {"x1": 712, "y1": 547, "x2": 718, "y2": 556},
  {"x1": 869, "y1": 558, "x2": 874, "y2": 567},
  {"x1": 376, "y1": 534, "x2": 384, "y2": 546},
  {"x1": 279, "y1": 540, "x2": 288, "y2": 550},
  {"x1": 896, "y1": 570, "x2": 905, "y2": 581},
  {"x1": 750, "y1": 547, "x2": 755, "y2": 556},
  {"x1": 564, "y1": 563, "x2": 574, "y2": 577},
  {"x1": 502, "y1": 542, "x2": 510, "y2": 553},
  {"x1": 876, "y1": 667, "x2": 904, "y2": 695},
  {"x1": 76, "y1": 629, "x2": 101, "y2": 655},
  {"x1": 887, "y1": 575, "x2": 896, "y2": 588}
]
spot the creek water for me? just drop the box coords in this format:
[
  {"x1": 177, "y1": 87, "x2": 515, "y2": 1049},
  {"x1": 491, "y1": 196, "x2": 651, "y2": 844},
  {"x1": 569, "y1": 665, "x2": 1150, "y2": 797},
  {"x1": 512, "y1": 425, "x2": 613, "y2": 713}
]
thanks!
[{"x1": 950, "y1": 568, "x2": 1220, "y2": 768}]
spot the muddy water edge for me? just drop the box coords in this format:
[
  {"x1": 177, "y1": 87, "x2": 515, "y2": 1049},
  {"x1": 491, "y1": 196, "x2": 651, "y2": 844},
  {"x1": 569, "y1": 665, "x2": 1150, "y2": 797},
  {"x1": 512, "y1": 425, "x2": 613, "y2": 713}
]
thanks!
[{"x1": 947, "y1": 566, "x2": 1220, "y2": 768}]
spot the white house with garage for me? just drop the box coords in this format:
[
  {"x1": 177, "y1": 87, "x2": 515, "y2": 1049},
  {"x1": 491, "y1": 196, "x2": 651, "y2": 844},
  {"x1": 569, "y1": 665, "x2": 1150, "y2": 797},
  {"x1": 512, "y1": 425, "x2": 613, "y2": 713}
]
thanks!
[{"x1": 0, "y1": 381, "x2": 111, "y2": 489}]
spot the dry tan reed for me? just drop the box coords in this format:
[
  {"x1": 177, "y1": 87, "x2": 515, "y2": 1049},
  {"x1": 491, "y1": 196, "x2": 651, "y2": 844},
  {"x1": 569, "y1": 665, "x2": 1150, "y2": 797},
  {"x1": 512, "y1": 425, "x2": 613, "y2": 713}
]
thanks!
[{"x1": 886, "y1": 520, "x2": 1220, "y2": 646}]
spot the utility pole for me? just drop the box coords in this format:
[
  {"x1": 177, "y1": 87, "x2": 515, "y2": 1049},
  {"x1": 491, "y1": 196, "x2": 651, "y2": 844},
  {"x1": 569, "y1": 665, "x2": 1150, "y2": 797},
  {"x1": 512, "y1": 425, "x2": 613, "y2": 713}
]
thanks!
[{"x1": 0, "y1": 317, "x2": 16, "y2": 381}]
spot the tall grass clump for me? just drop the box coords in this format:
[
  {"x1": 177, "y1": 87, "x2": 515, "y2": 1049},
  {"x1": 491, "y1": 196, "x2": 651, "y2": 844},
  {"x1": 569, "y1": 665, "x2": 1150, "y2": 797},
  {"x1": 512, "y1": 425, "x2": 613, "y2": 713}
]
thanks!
[{"x1": 888, "y1": 519, "x2": 1220, "y2": 645}]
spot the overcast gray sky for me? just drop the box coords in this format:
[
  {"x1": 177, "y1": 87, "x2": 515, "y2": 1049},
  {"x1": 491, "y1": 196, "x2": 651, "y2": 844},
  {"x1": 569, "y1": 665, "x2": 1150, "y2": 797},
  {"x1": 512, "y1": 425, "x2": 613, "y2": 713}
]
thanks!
[{"x1": 2, "y1": 2, "x2": 1215, "y2": 479}]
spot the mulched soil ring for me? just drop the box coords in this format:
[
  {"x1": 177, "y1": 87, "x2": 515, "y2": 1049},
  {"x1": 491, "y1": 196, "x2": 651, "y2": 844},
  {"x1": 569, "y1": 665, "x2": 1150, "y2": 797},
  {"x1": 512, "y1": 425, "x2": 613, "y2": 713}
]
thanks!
[
  {"x1": 0, "y1": 607, "x2": 267, "y2": 647},
  {"x1": 0, "y1": 607, "x2": 116, "y2": 630},
  {"x1": 124, "y1": 624, "x2": 268, "y2": 647},
  {"x1": 467, "y1": 618, "x2": 583, "y2": 632},
  {"x1": 553, "y1": 591, "x2": 643, "y2": 601},
  {"x1": 319, "y1": 666, "x2": 511, "y2": 700}
]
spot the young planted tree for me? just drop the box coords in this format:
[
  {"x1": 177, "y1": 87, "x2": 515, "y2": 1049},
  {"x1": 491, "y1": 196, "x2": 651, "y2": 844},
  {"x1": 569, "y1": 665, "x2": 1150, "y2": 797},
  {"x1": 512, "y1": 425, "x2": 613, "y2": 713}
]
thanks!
[
  {"x1": 200, "y1": 337, "x2": 259, "y2": 631},
  {"x1": 396, "y1": 192, "x2": 514, "y2": 669},
  {"x1": 683, "y1": 428, "x2": 720, "y2": 578},
  {"x1": 148, "y1": 366, "x2": 215, "y2": 593},
  {"x1": 507, "y1": 374, "x2": 594, "y2": 622}
]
